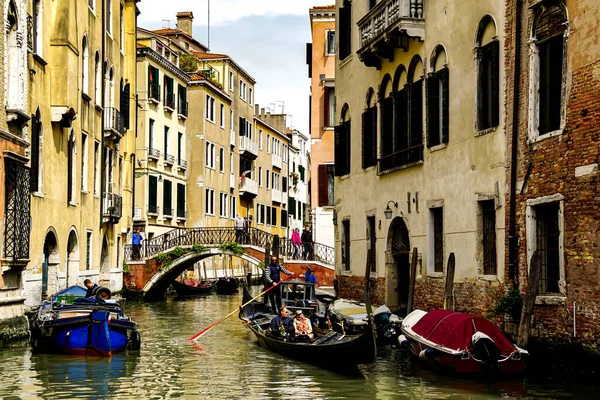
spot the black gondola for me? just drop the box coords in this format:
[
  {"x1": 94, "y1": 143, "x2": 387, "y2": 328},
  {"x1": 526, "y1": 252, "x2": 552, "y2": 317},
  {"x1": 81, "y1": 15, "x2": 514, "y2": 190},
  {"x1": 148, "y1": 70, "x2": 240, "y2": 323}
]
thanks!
[
  {"x1": 171, "y1": 280, "x2": 216, "y2": 297},
  {"x1": 238, "y1": 261, "x2": 377, "y2": 366},
  {"x1": 215, "y1": 277, "x2": 239, "y2": 294}
]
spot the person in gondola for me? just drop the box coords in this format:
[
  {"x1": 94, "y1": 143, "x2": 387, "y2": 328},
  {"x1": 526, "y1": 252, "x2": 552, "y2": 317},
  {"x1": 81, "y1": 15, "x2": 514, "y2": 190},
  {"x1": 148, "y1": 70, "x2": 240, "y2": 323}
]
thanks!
[
  {"x1": 84, "y1": 279, "x2": 98, "y2": 297},
  {"x1": 265, "y1": 256, "x2": 293, "y2": 314},
  {"x1": 293, "y1": 310, "x2": 314, "y2": 341},
  {"x1": 269, "y1": 306, "x2": 294, "y2": 339}
]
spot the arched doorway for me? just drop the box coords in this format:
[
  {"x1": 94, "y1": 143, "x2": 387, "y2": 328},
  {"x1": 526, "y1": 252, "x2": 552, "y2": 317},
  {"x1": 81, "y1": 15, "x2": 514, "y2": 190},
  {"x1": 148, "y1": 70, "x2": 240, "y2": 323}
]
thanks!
[
  {"x1": 386, "y1": 217, "x2": 411, "y2": 316},
  {"x1": 66, "y1": 229, "x2": 79, "y2": 286},
  {"x1": 42, "y1": 231, "x2": 59, "y2": 297},
  {"x1": 100, "y1": 235, "x2": 110, "y2": 287}
]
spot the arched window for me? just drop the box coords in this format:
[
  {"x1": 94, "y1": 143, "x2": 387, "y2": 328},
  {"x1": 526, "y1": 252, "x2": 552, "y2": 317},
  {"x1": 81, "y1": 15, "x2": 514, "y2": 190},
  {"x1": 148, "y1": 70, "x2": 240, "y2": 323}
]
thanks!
[
  {"x1": 82, "y1": 36, "x2": 89, "y2": 96},
  {"x1": 362, "y1": 88, "x2": 377, "y2": 169},
  {"x1": 94, "y1": 51, "x2": 101, "y2": 104},
  {"x1": 476, "y1": 16, "x2": 499, "y2": 131},
  {"x1": 530, "y1": 1, "x2": 567, "y2": 137},
  {"x1": 30, "y1": 109, "x2": 43, "y2": 192},
  {"x1": 378, "y1": 75, "x2": 394, "y2": 170},
  {"x1": 67, "y1": 130, "x2": 76, "y2": 204},
  {"x1": 335, "y1": 104, "x2": 351, "y2": 176},
  {"x1": 404, "y1": 56, "x2": 424, "y2": 162},
  {"x1": 426, "y1": 46, "x2": 449, "y2": 147}
]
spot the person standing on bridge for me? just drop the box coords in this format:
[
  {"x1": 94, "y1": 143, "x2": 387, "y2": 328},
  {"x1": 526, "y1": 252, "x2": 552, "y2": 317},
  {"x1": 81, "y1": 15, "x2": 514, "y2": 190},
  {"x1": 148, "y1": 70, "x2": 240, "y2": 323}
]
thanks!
[
  {"x1": 301, "y1": 226, "x2": 314, "y2": 260},
  {"x1": 265, "y1": 256, "x2": 293, "y2": 314},
  {"x1": 234, "y1": 214, "x2": 245, "y2": 244}
]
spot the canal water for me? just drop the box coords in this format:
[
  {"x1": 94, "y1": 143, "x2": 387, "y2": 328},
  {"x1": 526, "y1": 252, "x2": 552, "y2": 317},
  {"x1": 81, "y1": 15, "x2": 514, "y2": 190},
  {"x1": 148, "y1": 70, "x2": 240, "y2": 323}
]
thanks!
[{"x1": 1, "y1": 290, "x2": 598, "y2": 399}]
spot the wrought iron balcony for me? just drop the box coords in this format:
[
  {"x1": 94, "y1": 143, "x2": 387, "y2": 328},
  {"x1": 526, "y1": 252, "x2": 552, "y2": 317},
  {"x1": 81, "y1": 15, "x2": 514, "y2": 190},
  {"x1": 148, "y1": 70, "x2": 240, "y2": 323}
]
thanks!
[
  {"x1": 178, "y1": 100, "x2": 188, "y2": 119},
  {"x1": 104, "y1": 107, "x2": 125, "y2": 140},
  {"x1": 239, "y1": 177, "x2": 258, "y2": 198},
  {"x1": 178, "y1": 158, "x2": 188, "y2": 170},
  {"x1": 239, "y1": 136, "x2": 259, "y2": 159},
  {"x1": 357, "y1": 0, "x2": 425, "y2": 69},
  {"x1": 164, "y1": 153, "x2": 176, "y2": 166},
  {"x1": 272, "y1": 154, "x2": 282, "y2": 170},
  {"x1": 102, "y1": 192, "x2": 122, "y2": 222},
  {"x1": 148, "y1": 204, "x2": 160, "y2": 216},
  {"x1": 164, "y1": 93, "x2": 175, "y2": 112},
  {"x1": 148, "y1": 147, "x2": 161, "y2": 161}
]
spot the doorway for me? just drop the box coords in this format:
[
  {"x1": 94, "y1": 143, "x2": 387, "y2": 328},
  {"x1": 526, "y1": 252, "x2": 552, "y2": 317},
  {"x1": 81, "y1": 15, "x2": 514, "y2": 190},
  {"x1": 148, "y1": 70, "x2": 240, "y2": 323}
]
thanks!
[{"x1": 388, "y1": 217, "x2": 410, "y2": 316}]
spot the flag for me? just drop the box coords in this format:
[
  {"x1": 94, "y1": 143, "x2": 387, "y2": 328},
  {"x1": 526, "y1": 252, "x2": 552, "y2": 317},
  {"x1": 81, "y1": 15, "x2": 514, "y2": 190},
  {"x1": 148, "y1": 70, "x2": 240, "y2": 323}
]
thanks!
[{"x1": 241, "y1": 170, "x2": 251, "y2": 180}]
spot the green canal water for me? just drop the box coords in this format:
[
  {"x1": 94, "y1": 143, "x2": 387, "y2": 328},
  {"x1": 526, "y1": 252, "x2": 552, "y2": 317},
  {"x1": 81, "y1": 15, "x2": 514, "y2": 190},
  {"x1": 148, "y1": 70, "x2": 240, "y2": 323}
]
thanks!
[{"x1": 0, "y1": 290, "x2": 598, "y2": 399}]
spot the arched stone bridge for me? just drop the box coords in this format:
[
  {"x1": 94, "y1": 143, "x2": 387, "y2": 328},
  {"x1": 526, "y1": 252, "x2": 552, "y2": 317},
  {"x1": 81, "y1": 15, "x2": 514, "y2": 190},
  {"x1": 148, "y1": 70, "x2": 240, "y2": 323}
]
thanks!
[{"x1": 123, "y1": 227, "x2": 335, "y2": 301}]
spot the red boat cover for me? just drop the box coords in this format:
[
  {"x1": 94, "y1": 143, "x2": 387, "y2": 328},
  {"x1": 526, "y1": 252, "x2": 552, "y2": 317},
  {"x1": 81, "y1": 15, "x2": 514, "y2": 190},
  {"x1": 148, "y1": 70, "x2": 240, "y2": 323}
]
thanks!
[{"x1": 411, "y1": 310, "x2": 515, "y2": 355}]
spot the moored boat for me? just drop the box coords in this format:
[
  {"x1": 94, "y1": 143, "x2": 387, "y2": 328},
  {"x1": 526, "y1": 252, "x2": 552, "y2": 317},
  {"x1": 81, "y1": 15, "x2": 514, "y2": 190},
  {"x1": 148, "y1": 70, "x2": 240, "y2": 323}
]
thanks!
[
  {"x1": 172, "y1": 279, "x2": 216, "y2": 297},
  {"x1": 215, "y1": 277, "x2": 239, "y2": 294},
  {"x1": 30, "y1": 286, "x2": 141, "y2": 357},
  {"x1": 401, "y1": 309, "x2": 529, "y2": 375}
]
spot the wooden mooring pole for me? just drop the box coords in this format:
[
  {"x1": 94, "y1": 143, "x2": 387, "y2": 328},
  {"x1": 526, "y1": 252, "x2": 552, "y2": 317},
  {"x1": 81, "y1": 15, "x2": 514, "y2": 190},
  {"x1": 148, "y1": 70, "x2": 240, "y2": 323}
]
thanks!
[
  {"x1": 518, "y1": 250, "x2": 542, "y2": 348},
  {"x1": 406, "y1": 247, "x2": 418, "y2": 314},
  {"x1": 443, "y1": 253, "x2": 456, "y2": 310}
]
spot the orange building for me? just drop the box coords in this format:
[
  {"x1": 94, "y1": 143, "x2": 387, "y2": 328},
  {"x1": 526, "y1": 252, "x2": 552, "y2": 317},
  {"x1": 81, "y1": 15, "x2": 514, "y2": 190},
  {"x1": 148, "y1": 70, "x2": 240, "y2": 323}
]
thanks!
[{"x1": 307, "y1": 5, "x2": 336, "y2": 248}]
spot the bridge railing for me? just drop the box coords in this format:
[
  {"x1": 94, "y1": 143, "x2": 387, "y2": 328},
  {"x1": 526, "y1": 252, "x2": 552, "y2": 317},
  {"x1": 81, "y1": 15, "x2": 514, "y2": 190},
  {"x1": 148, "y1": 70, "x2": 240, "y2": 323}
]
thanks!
[{"x1": 124, "y1": 226, "x2": 335, "y2": 266}]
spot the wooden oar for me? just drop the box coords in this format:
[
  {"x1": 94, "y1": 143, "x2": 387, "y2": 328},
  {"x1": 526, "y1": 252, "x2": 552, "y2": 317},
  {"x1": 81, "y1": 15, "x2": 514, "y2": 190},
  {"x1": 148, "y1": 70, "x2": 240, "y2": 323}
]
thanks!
[{"x1": 189, "y1": 274, "x2": 293, "y2": 341}]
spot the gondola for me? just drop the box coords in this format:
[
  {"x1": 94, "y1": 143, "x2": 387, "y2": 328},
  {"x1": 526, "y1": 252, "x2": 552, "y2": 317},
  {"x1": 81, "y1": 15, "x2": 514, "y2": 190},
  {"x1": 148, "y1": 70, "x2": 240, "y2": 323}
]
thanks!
[
  {"x1": 172, "y1": 279, "x2": 216, "y2": 297},
  {"x1": 239, "y1": 262, "x2": 377, "y2": 366},
  {"x1": 215, "y1": 277, "x2": 239, "y2": 294}
]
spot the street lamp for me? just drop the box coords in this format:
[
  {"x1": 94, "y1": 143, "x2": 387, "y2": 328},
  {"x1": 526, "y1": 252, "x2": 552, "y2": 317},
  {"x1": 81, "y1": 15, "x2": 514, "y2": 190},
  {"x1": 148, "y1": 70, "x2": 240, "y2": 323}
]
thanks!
[{"x1": 384, "y1": 201, "x2": 398, "y2": 220}]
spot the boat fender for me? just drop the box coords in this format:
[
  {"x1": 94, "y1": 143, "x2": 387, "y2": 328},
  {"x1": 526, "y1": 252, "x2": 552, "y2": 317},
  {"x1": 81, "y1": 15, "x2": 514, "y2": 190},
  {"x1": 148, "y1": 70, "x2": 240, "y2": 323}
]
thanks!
[
  {"x1": 398, "y1": 334, "x2": 409, "y2": 348},
  {"x1": 419, "y1": 348, "x2": 437, "y2": 361},
  {"x1": 92, "y1": 286, "x2": 112, "y2": 300}
]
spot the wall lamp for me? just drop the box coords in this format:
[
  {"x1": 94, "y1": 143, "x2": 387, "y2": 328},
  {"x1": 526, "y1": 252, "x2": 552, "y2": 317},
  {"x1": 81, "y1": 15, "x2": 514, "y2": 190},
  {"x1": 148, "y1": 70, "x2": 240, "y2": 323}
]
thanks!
[
  {"x1": 134, "y1": 171, "x2": 163, "y2": 182},
  {"x1": 384, "y1": 201, "x2": 398, "y2": 220}
]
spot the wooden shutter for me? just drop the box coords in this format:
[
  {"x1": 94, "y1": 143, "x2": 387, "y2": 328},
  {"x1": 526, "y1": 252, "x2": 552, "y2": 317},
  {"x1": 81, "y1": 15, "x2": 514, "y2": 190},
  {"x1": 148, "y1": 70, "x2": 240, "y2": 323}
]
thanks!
[
  {"x1": 281, "y1": 210, "x2": 288, "y2": 227},
  {"x1": 362, "y1": 110, "x2": 370, "y2": 169},
  {"x1": 163, "y1": 179, "x2": 172, "y2": 212},
  {"x1": 177, "y1": 183, "x2": 185, "y2": 215},
  {"x1": 266, "y1": 206, "x2": 271, "y2": 225},
  {"x1": 239, "y1": 116, "x2": 245, "y2": 136},
  {"x1": 410, "y1": 81, "x2": 423, "y2": 147},
  {"x1": 318, "y1": 164, "x2": 328, "y2": 206},
  {"x1": 334, "y1": 125, "x2": 343, "y2": 176},
  {"x1": 371, "y1": 107, "x2": 378, "y2": 164},
  {"x1": 121, "y1": 83, "x2": 130, "y2": 129},
  {"x1": 344, "y1": 121, "x2": 351, "y2": 174},
  {"x1": 338, "y1": 6, "x2": 348, "y2": 59},
  {"x1": 306, "y1": 43, "x2": 313, "y2": 78},
  {"x1": 30, "y1": 115, "x2": 39, "y2": 192},
  {"x1": 323, "y1": 87, "x2": 330, "y2": 127},
  {"x1": 282, "y1": 176, "x2": 288, "y2": 193},
  {"x1": 272, "y1": 207, "x2": 277, "y2": 226},
  {"x1": 67, "y1": 138, "x2": 73, "y2": 202},
  {"x1": 149, "y1": 176, "x2": 157, "y2": 207},
  {"x1": 490, "y1": 40, "x2": 500, "y2": 128},
  {"x1": 289, "y1": 197, "x2": 296, "y2": 216},
  {"x1": 395, "y1": 89, "x2": 407, "y2": 151},
  {"x1": 381, "y1": 97, "x2": 394, "y2": 157},
  {"x1": 426, "y1": 74, "x2": 440, "y2": 147},
  {"x1": 440, "y1": 68, "x2": 450, "y2": 144}
]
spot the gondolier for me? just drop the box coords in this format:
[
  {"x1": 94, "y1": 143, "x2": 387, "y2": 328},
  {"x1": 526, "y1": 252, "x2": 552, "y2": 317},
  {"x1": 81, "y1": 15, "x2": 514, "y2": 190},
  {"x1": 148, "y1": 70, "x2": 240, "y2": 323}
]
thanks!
[{"x1": 265, "y1": 256, "x2": 293, "y2": 314}]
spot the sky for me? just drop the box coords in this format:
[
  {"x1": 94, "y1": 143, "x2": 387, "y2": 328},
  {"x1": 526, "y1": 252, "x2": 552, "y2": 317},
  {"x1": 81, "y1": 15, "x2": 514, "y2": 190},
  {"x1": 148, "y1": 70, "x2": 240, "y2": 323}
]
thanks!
[{"x1": 138, "y1": 0, "x2": 336, "y2": 136}]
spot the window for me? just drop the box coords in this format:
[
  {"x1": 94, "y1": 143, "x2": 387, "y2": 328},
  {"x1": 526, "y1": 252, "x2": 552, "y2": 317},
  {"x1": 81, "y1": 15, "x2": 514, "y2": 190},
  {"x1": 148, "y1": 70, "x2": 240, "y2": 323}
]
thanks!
[
  {"x1": 33, "y1": 0, "x2": 42, "y2": 55},
  {"x1": 334, "y1": 118, "x2": 351, "y2": 176},
  {"x1": 106, "y1": 0, "x2": 112, "y2": 35},
  {"x1": 324, "y1": 87, "x2": 335, "y2": 127},
  {"x1": 326, "y1": 30, "x2": 335, "y2": 55},
  {"x1": 121, "y1": 82, "x2": 130, "y2": 129},
  {"x1": 86, "y1": 231, "x2": 92, "y2": 270},
  {"x1": 81, "y1": 132, "x2": 88, "y2": 192},
  {"x1": 148, "y1": 65, "x2": 160, "y2": 101},
  {"x1": 342, "y1": 220, "x2": 350, "y2": 271},
  {"x1": 479, "y1": 200, "x2": 497, "y2": 275},
  {"x1": 67, "y1": 132, "x2": 76, "y2": 204},
  {"x1": 118, "y1": 156, "x2": 123, "y2": 195},
  {"x1": 230, "y1": 152, "x2": 234, "y2": 175},
  {"x1": 205, "y1": 141, "x2": 215, "y2": 169},
  {"x1": 230, "y1": 110, "x2": 234, "y2": 132},
  {"x1": 94, "y1": 52, "x2": 101, "y2": 104},
  {"x1": 266, "y1": 169, "x2": 270, "y2": 189},
  {"x1": 266, "y1": 205, "x2": 272, "y2": 225},
  {"x1": 163, "y1": 75, "x2": 175, "y2": 109},
  {"x1": 266, "y1": 135, "x2": 271, "y2": 154},
  {"x1": 430, "y1": 207, "x2": 444, "y2": 273},
  {"x1": 229, "y1": 196, "x2": 237, "y2": 219},
  {"x1": 94, "y1": 141, "x2": 100, "y2": 195},
  {"x1": 427, "y1": 47, "x2": 449, "y2": 148},
  {"x1": 219, "y1": 148, "x2": 225, "y2": 173},
  {"x1": 259, "y1": 130, "x2": 263, "y2": 149},
  {"x1": 148, "y1": 175, "x2": 158, "y2": 214},
  {"x1": 259, "y1": 167, "x2": 263, "y2": 187},
  {"x1": 81, "y1": 37, "x2": 89, "y2": 96},
  {"x1": 476, "y1": 17, "x2": 499, "y2": 131},
  {"x1": 163, "y1": 126, "x2": 169, "y2": 160},
  {"x1": 271, "y1": 207, "x2": 277, "y2": 226},
  {"x1": 229, "y1": 71, "x2": 234, "y2": 92},
  {"x1": 178, "y1": 85, "x2": 188, "y2": 117},
  {"x1": 317, "y1": 164, "x2": 334, "y2": 206},
  {"x1": 283, "y1": 145, "x2": 288, "y2": 162},
  {"x1": 30, "y1": 111, "x2": 42, "y2": 193},
  {"x1": 149, "y1": 119, "x2": 155, "y2": 151},
  {"x1": 281, "y1": 210, "x2": 288, "y2": 228},
  {"x1": 531, "y1": 201, "x2": 562, "y2": 294},
  {"x1": 367, "y1": 216, "x2": 376, "y2": 272},
  {"x1": 220, "y1": 103, "x2": 225, "y2": 128},
  {"x1": 282, "y1": 177, "x2": 288, "y2": 193},
  {"x1": 206, "y1": 95, "x2": 215, "y2": 122},
  {"x1": 219, "y1": 192, "x2": 228, "y2": 217},
  {"x1": 362, "y1": 89, "x2": 377, "y2": 169},
  {"x1": 249, "y1": 88, "x2": 253, "y2": 105},
  {"x1": 163, "y1": 179, "x2": 172, "y2": 216},
  {"x1": 120, "y1": 3, "x2": 124, "y2": 52},
  {"x1": 178, "y1": 132, "x2": 183, "y2": 164},
  {"x1": 239, "y1": 80, "x2": 247, "y2": 101},
  {"x1": 338, "y1": 0, "x2": 352, "y2": 60},
  {"x1": 205, "y1": 188, "x2": 215, "y2": 215},
  {"x1": 177, "y1": 183, "x2": 186, "y2": 218},
  {"x1": 89, "y1": 0, "x2": 95, "y2": 12},
  {"x1": 531, "y1": 2, "x2": 566, "y2": 137}
]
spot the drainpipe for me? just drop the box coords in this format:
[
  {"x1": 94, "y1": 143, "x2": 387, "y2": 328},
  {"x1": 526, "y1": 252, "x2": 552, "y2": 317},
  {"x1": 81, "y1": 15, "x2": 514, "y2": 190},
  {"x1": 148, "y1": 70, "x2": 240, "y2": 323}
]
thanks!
[{"x1": 508, "y1": 0, "x2": 522, "y2": 285}]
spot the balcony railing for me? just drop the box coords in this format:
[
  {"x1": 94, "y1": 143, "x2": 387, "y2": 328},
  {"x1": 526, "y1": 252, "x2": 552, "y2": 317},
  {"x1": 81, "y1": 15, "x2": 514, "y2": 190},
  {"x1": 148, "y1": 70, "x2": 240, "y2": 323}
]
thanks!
[
  {"x1": 272, "y1": 154, "x2": 282, "y2": 170},
  {"x1": 178, "y1": 100, "x2": 188, "y2": 119},
  {"x1": 148, "y1": 147, "x2": 161, "y2": 161},
  {"x1": 164, "y1": 153, "x2": 176, "y2": 166},
  {"x1": 229, "y1": 173, "x2": 236, "y2": 190},
  {"x1": 102, "y1": 192, "x2": 122, "y2": 221},
  {"x1": 239, "y1": 177, "x2": 258, "y2": 197},
  {"x1": 164, "y1": 208, "x2": 174, "y2": 217},
  {"x1": 178, "y1": 158, "x2": 187, "y2": 170},
  {"x1": 104, "y1": 107, "x2": 125, "y2": 139},
  {"x1": 148, "y1": 205, "x2": 160, "y2": 216},
  {"x1": 177, "y1": 209, "x2": 187, "y2": 220},
  {"x1": 357, "y1": 0, "x2": 425, "y2": 68},
  {"x1": 164, "y1": 93, "x2": 175, "y2": 111},
  {"x1": 239, "y1": 136, "x2": 259, "y2": 158},
  {"x1": 272, "y1": 188, "x2": 283, "y2": 204},
  {"x1": 378, "y1": 144, "x2": 424, "y2": 173}
]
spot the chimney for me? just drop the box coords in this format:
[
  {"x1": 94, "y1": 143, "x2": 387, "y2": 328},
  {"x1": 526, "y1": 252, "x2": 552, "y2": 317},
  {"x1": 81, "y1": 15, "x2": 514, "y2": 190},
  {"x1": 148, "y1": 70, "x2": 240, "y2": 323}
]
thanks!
[
  {"x1": 176, "y1": 12, "x2": 194, "y2": 36},
  {"x1": 255, "y1": 104, "x2": 260, "y2": 116}
]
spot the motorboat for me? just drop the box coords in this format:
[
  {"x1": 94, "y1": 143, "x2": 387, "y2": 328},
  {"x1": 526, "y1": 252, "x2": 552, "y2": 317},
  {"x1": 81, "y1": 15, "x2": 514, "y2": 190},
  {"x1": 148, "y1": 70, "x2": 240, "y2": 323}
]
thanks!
[{"x1": 401, "y1": 309, "x2": 529, "y2": 374}]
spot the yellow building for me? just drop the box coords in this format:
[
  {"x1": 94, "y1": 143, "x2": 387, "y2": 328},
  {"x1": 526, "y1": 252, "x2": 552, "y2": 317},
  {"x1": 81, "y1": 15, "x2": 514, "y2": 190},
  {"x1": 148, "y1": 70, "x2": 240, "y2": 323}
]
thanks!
[
  {"x1": 334, "y1": 0, "x2": 506, "y2": 313},
  {"x1": 134, "y1": 29, "x2": 190, "y2": 241},
  {"x1": 24, "y1": 0, "x2": 138, "y2": 305}
]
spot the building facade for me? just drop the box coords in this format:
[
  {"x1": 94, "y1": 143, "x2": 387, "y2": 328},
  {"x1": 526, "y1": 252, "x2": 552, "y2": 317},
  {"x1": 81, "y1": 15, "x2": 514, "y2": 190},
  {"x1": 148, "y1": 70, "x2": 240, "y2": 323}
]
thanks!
[
  {"x1": 134, "y1": 29, "x2": 189, "y2": 241},
  {"x1": 24, "y1": 0, "x2": 138, "y2": 306},
  {"x1": 505, "y1": 0, "x2": 600, "y2": 349},
  {"x1": 308, "y1": 5, "x2": 336, "y2": 248},
  {"x1": 333, "y1": 0, "x2": 507, "y2": 313},
  {"x1": 288, "y1": 128, "x2": 311, "y2": 233}
]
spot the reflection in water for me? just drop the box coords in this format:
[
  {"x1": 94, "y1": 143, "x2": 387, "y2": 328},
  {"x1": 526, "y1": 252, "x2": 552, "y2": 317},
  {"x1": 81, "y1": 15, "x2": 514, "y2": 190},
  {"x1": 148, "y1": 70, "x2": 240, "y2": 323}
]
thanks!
[{"x1": 0, "y1": 291, "x2": 599, "y2": 399}]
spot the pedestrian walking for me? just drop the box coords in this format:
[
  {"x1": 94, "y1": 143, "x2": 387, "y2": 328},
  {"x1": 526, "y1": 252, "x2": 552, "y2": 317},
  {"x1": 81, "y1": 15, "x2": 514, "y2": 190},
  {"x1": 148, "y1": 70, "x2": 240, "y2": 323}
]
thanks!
[
  {"x1": 301, "y1": 226, "x2": 313, "y2": 260},
  {"x1": 234, "y1": 214, "x2": 244, "y2": 244},
  {"x1": 291, "y1": 228, "x2": 301, "y2": 259}
]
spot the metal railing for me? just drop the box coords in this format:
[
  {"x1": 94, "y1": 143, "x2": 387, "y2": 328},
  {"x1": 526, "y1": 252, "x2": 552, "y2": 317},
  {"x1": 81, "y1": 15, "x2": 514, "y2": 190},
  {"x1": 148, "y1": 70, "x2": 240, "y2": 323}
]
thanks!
[
  {"x1": 148, "y1": 147, "x2": 161, "y2": 160},
  {"x1": 178, "y1": 159, "x2": 187, "y2": 169},
  {"x1": 124, "y1": 226, "x2": 335, "y2": 266},
  {"x1": 163, "y1": 208, "x2": 174, "y2": 217},
  {"x1": 164, "y1": 153, "x2": 176, "y2": 165},
  {"x1": 104, "y1": 107, "x2": 125, "y2": 136},
  {"x1": 102, "y1": 192, "x2": 122, "y2": 220},
  {"x1": 147, "y1": 204, "x2": 160, "y2": 216},
  {"x1": 177, "y1": 209, "x2": 187, "y2": 219}
]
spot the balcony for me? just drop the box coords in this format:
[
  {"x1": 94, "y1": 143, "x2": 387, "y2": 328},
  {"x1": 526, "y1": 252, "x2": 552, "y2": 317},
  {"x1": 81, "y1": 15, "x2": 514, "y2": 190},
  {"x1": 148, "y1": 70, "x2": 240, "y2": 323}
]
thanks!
[
  {"x1": 239, "y1": 136, "x2": 259, "y2": 159},
  {"x1": 178, "y1": 100, "x2": 188, "y2": 120},
  {"x1": 272, "y1": 154, "x2": 282, "y2": 170},
  {"x1": 357, "y1": 0, "x2": 425, "y2": 69},
  {"x1": 229, "y1": 173, "x2": 236, "y2": 190},
  {"x1": 164, "y1": 93, "x2": 175, "y2": 112},
  {"x1": 164, "y1": 153, "x2": 176, "y2": 166},
  {"x1": 147, "y1": 205, "x2": 160, "y2": 217},
  {"x1": 104, "y1": 107, "x2": 125, "y2": 141},
  {"x1": 272, "y1": 188, "x2": 283, "y2": 204},
  {"x1": 239, "y1": 177, "x2": 258, "y2": 198},
  {"x1": 102, "y1": 192, "x2": 122, "y2": 222},
  {"x1": 148, "y1": 147, "x2": 161, "y2": 161},
  {"x1": 178, "y1": 158, "x2": 187, "y2": 170}
]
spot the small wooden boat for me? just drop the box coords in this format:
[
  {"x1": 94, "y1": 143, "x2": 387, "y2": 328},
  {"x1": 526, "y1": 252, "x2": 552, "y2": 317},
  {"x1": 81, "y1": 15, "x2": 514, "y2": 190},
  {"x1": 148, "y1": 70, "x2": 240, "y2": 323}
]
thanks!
[
  {"x1": 401, "y1": 309, "x2": 529, "y2": 375},
  {"x1": 215, "y1": 277, "x2": 239, "y2": 294},
  {"x1": 30, "y1": 285, "x2": 140, "y2": 357},
  {"x1": 172, "y1": 279, "x2": 215, "y2": 297}
]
